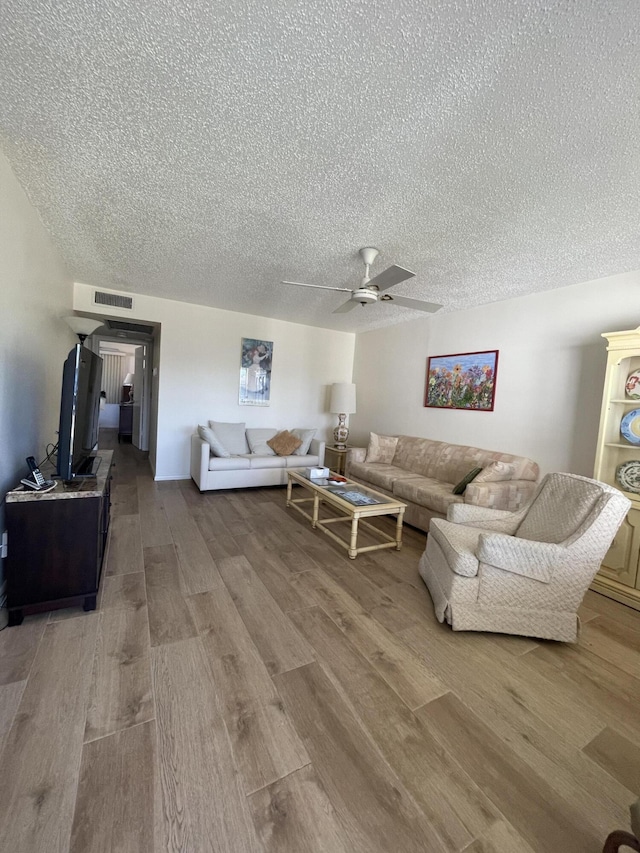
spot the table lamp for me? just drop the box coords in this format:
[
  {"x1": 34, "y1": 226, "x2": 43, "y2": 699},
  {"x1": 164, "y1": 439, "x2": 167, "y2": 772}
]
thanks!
[{"x1": 330, "y1": 382, "x2": 356, "y2": 449}]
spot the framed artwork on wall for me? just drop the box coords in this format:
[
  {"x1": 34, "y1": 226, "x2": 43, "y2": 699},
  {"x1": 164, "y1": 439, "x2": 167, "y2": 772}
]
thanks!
[
  {"x1": 425, "y1": 350, "x2": 499, "y2": 411},
  {"x1": 239, "y1": 338, "x2": 273, "y2": 406}
]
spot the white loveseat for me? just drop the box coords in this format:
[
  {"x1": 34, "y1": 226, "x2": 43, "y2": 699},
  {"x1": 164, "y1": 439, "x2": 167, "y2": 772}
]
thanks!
[{"x1": 190, "y1": 424, "x2": 325, "y2": 492}]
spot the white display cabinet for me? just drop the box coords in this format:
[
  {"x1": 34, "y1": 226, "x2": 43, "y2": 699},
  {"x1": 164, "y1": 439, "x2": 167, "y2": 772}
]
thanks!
[{"x1": 592, "y1": 326, "x2": 640, "y2": 610}]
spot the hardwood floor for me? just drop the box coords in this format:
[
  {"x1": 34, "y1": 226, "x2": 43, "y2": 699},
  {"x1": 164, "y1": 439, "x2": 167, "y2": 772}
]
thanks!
[{"x1": 1, "y1": 431, "x2": 640, "y2": 852}]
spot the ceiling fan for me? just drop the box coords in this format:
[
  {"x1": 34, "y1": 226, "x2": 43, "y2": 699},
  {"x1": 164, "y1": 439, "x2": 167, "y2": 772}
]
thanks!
[{"x1": 282, "y1": 247, "x2": 443, "y2": 314}]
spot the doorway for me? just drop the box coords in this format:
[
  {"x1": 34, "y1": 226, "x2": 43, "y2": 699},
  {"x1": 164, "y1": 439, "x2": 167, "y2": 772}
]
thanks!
[{"x1": 94, "y1": 335, "x2": 153, "y2": 452}]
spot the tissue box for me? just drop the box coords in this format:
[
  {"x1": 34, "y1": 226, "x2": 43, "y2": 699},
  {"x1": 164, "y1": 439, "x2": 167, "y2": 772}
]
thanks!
[{"x1": 305, "y1": 466, "x2": 330, "y2": 479}]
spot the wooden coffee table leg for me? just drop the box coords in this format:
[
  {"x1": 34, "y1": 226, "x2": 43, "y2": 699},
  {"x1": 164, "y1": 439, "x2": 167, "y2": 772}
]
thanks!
[
  {"x1": 396, "y1": 509, "x2": 405, "y2": 550},
  {"x1": 348, "y1": 516, "x2": 359, "y2": 559},
  {"x1": 286, "y1": 476, "x2": 293, "y2": 506},
  {"x1": 311, "y1": 493, "x2": 320, "y2": 528}
]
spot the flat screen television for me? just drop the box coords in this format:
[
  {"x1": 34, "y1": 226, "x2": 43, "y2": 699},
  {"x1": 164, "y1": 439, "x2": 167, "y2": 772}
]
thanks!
[{"x1": 57, "y1": 344, "x2": 104, "y2": 480}]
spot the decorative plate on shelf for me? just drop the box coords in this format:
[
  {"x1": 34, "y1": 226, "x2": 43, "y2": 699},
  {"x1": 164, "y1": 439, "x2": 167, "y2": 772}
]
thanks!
[
  {"x1": 620, "y1": 409, "x2": 640, "y2": 445},
  {"x1": 626, "y1": 370, "x2": 640, "y2": 399},
  {"x1": 616, "y1": 460, "x2": 640, "y2": 494}
]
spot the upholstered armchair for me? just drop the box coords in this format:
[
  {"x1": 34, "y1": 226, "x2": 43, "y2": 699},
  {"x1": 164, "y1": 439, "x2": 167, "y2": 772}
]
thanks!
[{"x1": 419, "y1": 472, "x2": 631, "y2": 642}]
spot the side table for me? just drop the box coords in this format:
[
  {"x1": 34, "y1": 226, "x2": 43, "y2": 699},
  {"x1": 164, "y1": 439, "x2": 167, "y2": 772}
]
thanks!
[{"x1": 324, "y1": 445, "x2": 350, "y2": 476}]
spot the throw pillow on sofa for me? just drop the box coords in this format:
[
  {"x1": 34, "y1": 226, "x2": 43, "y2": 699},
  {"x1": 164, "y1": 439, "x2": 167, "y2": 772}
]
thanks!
[
  {"x1": 365, "y1": 432, "x2": 398, "y2": 464},
  {"x1": 267, "y1": 430, "x2": 303, "y2": 456},
  {"x1": 208, "y1": 421, "x2": 249, "y2": 454},
  {"x1": 291, "y1": 428, "x2": 316, "y2": 455},
  {"x1": 198, "y1": 424, "x2": 231, "y2": 458},
  {"x1": 452, "y1": 466, "x2": 483, "y2": 495},
  {"x1": 474, "y1": 461, "x2": 517, "y2": 482},
  {"x1": 246, "y1": 428, "x2": 277, "y2": 456}
]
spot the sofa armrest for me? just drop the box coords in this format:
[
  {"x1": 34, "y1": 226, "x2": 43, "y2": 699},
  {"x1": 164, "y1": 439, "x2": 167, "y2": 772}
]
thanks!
[
  {"x1": 345, "y1": 446, "x2": 366, "y2": 475},
  {"x1": 477, "y1": 533, "x2": 566, "y2": 583},
  {"x1": 464, "y1": 478, "x2": 538, "y2": 512},
  {"x1": 309, "y1": 438, "x2": 325, "y2": 466},
  {"x1": 190, "y1": 433, "x2": 210, "y2": 490}
]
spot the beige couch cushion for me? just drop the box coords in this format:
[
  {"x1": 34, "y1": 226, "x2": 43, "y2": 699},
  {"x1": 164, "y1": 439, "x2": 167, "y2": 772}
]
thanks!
[
  {"x1": 365, "y1": 433, "x2": 398, "y2": 463},
  {"x1": 349, "y1": 461, "x2": 418, "y2": 492},
  {"x1": 393, "y1": 477, "x2": 464, "y2": 516}
]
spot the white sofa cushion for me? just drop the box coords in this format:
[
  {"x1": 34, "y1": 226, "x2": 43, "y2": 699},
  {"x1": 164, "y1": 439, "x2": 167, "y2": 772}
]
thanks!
[
  {"x1": 198, "y1": 424, "x2": 231, "y2": 458},
  {"x1": 208, "y1": 421, "x2": 249, "y2": 454},
  {"x1": 209, "y1": 455, "x2": 251, "y2": 471},
  {"x1": 248, "y1": 455, "x2": 287, "y2": 469},
  {"x1": 286, "y1": 453, "x2": 320, "y2": 467},
  {"x1": 292, "y1": 428, "x2": 316, "y2": 455},
  {"x1": 246, "y1": 428, "x2": 277, "y2": 455}
]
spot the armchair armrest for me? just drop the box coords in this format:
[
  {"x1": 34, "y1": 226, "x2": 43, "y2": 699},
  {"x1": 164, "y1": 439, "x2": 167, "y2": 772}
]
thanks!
[
  {"x1": 447, "y1": 503, "x2": 526, "y2": 534},
  {"x1": 477, "y1": 533, "x2": 567, "y2": 583}
]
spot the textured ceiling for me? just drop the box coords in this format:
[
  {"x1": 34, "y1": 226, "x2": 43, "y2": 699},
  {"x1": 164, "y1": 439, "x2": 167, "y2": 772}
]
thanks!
[{"x1": 1, "y1": 1, "x2": 639, "y2": 333}]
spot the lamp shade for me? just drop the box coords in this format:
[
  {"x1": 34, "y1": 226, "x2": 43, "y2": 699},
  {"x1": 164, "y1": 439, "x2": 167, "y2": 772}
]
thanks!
[
  {"x1": 64, "y1": 316, "x2": 104, "y2": 337},
  {"x1": 330, "y1": 382, "x2": 356, "y2": 414},
  {"x1": 123, "y1": 373, "x2": 134, "y2": 385}
]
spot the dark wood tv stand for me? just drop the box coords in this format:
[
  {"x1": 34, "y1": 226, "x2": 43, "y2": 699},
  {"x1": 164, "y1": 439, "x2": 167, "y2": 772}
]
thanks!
[{"x1": 5, "y1": 450, "x2": 113, "y2": 625}]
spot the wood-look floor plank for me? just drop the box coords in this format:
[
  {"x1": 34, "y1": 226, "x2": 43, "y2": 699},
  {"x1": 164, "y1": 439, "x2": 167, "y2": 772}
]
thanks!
[
  {"x1": 188, "y1": 588, "x2": 309, "y2": 795},
  {"x1": 152, "y1": 637, "x2": 262, "y2": 853},
  {"x1": 84, "y1": 572, "x2": 154, "y2": 742},
  {"x1": 578, "y1": 616, "x2": 640, "y2": 681},
  {"x1": 524, "y1": 640, "x2": 640, "y2": 746},
  {"x1": 217, "y1": 555, "x2": 315, "y2": 675},
  {"x1": 105, "y1": 514, "x2": 144, "y2": 576},
  {"x1": 0, "y1": 679, "x2": 25, "y2": 762},
  {"x1": 583, "y1": 590, "x2": 640, "y2": 631},
  {"x1": 138, "y1": 495, "x2": 174, "y2": 549},
  {"x1": 416, "y1": 692, "x2": 605, "y2": 853},
  {"x1": 0, "y1": 614, "x2": 47, "y2": 685},
  {"x1": 236, "y1": 534, "x2": 322, "y2": 612},
  {"x1": 274, "y1": 661, "x2": 447, "y2": 853},
  {"x1": 0, "y1": 616, "x2": 98, "y2": 853},
  {"x1": 144, "y1": 544, "x2": 199, "y2": 647},
  {"x1": 583, "y1": 726, "x2": 640, "y2": 792},
  {"x1": 401, "y1": 621, "x2": 633, "y2": 819},
  {"x1": 162, "y1": 489, "x2": 224, "y2": 594},
  {"x1": 401, "y1": 620, "x2": 604, "y2": 748},
  {"x1": 289, "y1": 606, "x2": 496, "y2": 851},
  {"x1": 248, "y1": 764, "x2": 353, "y2": 853},
  {"x1": 111, "y1": 482, "x2": 139, "y2": 517},
  {"x1": 462, "y1": 820, "x2": 539, "y2": 853},
  {"x1": 205, "y1": 532, "x2": 244, "y2": 561},
  {"x1": 298, "y1": 569, "x2": 444, "y2": 708},
  {"x1": 70, "y1": 720, "x2": 155, "y2": 853}
]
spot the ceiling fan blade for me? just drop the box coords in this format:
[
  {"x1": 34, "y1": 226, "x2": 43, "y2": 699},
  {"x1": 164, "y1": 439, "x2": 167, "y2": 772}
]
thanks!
[
  {"x1": 332, "y1": 299, "x2": 359, "y2": 314},
  {"x1": 384, "y1": 294, "x2": 443, "y2": 313},
  {"x1": 367, "y1": 264, "x2": 415, "y2": 292},
  {"x1": 281, "y1": 281, "x2": 353, "y2": 293}
]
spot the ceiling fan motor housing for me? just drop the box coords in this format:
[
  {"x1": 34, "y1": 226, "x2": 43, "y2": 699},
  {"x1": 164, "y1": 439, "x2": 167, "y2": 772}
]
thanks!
[{"x1": 352, "y1": 287, "x2": 378, "y2": 305}]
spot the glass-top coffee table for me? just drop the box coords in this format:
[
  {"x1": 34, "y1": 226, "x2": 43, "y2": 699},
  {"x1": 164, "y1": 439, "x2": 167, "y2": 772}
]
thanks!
[{"x1": 286, "y1": 470, "x2": 406, "y2": 559}]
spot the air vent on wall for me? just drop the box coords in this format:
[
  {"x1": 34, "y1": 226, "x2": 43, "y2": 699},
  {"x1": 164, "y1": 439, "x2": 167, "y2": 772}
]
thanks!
[
  {"x1": 94, "y1": 290, "x2": 133, "y2": 309},
  {"x1": 105, "y1": 319, "x2": 154, "y2": 336}
]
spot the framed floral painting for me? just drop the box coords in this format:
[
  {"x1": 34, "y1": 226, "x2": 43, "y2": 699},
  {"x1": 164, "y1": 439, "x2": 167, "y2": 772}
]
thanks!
[
  {"x1": 239, "y1": 337, "x2": 273, "y2": 406},
  {"x1": 425, "y1": 350, "x2": 499, "y2": 411}
]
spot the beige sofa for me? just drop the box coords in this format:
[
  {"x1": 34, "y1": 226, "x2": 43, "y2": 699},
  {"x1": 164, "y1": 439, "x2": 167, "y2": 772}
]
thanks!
[{"x1": 346, "y1": 435, "x2": 539, "y2": 533}]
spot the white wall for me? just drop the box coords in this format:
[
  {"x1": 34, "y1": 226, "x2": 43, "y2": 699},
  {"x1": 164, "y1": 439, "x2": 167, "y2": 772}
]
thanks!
[
  {"x1": 352, "y1": 271, "x2": 640, "y2": 477},
  {"x1": 0, "y1": 151, "x2": 76, "y2": 584},
  {"x1": 73, "y1": 284, "x2": 356, "y2": 479}
]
